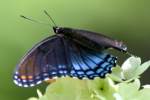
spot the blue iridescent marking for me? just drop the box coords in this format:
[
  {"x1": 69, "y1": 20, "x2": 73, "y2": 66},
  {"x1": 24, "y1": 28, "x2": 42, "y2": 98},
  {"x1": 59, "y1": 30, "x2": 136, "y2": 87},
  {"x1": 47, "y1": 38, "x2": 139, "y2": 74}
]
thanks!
[
  {"x1": 77, "y1": 71, "x2": 84, "y2": 75},
  {"x1": 96, "y1": 68, "x2": 103, "y2": 74},
  {"x1": 100, "y1": 73, "x2": 105, "y2": 77},
  {"x1": 88, "y1": 56, "x2": 102, "y2": 64},
  {"x1": 59, "y1": 70, "x2": 64, "y2": 74},
  {"x1": 71, "y1": 50, "x2": 87, "y2": 77},
  {"x1": 82, "y1": 57, "x2": 96, "y2": 69},
  {"x1": 70, "y1": 70, "x2": 78, "y2": 77},
  {"x1": 51, "y1": 71, "x2": 57, "y2": 75},
  {"x1": 76, "y1": 54, "x2": 90, "y2": 71},
  {"x1": 106, "y1": 65, "x2": 112, "y2": 71},
  {"x1": 82, "y1": 50, "x2": 103, "y2": 64},
  {"x1": 70, "y1": 70, "x2": 75, "y2": 74},
  {"x1": 107, "y1": 57, "x2": 113, "y2": 62},
  {"x1": 86, "y1": 70, "x2": 94, "y2": 75},
  {"x1": 101, "y1": 62, "x2": 110, "y2": 69},
  {"x1": 58, "y1": 65, "x2": 65, "y2": 69},
  {"x1": 71, "y1": 58, "x2": 81, "y2": 70}
]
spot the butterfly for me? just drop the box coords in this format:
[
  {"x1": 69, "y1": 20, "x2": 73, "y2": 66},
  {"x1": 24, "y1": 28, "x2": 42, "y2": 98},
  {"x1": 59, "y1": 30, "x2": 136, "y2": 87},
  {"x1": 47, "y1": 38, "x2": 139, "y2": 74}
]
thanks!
[{"x1": 13, "y1": 11, "x2": 127, "y2": 87}]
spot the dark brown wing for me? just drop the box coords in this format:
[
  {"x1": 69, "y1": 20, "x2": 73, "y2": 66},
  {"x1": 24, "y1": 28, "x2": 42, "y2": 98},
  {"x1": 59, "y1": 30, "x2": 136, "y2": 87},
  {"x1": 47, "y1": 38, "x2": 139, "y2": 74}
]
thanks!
[{"x1": 13, "y1": 35, "x2": 117, "y2": 87}]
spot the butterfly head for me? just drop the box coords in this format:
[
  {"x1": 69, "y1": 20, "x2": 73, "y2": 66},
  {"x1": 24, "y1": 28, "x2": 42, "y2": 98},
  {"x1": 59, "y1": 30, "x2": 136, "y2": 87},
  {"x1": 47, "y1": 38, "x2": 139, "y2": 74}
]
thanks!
[
  {"x1": 53, "y1": 27, "x2": 71, "y2": 36},
  {"x1": 53, "y1": 26, "x2": 64, "y2": 34}
]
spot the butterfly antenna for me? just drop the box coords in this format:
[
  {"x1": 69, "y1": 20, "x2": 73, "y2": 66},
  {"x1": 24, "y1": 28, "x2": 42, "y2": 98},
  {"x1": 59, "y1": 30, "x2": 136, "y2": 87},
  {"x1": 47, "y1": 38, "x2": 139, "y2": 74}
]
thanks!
[
  {"x1": 20, "y1": 15, "x2": 51, "y2": 26},
  {"x1": 44, "y1": 10, "x2": 57, "y2": 27}
]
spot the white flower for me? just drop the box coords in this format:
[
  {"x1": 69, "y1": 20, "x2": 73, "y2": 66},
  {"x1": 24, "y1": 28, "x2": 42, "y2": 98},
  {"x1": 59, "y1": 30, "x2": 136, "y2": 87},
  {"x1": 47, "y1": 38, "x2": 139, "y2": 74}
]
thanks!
[{"x1": 121, "y1": 56, "x2": 150, "y2": 80}]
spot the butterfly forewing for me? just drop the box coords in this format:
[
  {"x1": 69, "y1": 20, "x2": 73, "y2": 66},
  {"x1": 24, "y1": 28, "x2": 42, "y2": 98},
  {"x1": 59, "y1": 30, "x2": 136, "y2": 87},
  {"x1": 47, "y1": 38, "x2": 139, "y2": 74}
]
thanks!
[{"x1": 13, "y1": 36, "x2": 70, "y2": 87}]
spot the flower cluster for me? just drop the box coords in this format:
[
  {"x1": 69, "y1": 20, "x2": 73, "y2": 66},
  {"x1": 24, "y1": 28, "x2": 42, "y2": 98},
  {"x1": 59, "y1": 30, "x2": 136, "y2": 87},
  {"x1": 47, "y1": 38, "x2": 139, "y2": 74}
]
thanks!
[{"x1": 28, "y1": 57, "x2": 150, "y2": 100}]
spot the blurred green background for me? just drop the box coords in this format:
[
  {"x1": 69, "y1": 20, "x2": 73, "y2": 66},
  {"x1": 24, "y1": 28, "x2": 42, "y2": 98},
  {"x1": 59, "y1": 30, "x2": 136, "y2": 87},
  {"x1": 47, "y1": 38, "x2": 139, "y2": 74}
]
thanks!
[{"x1": 0, "y1": 0, "x2": 150, "y2": 100}]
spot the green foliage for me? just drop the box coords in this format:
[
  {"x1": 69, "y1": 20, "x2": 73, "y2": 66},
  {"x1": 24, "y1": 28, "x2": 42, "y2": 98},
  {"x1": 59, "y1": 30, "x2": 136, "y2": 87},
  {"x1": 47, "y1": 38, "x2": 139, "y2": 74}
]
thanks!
[{"x1": 28, "y1": 56, "x2": 150, "y2": 100}]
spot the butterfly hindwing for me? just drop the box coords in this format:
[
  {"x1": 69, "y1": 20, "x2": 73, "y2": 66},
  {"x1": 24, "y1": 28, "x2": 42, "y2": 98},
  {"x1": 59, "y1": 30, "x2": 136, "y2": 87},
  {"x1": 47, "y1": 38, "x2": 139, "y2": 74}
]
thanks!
[{"x1": 68, "y1": 41, "x2": 117, "y2": 79}]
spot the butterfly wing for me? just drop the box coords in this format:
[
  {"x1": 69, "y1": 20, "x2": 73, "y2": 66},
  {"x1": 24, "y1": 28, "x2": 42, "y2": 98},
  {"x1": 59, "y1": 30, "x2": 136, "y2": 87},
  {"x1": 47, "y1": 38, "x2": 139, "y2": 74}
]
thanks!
[
  {"x1": 68, "y1": 41, "x2": 117, "y2": 79},
  {"x1": 13, "y1": 35, "x2": 117, "y2": 87},
  {"x1": 13, "y1": 35, "x2": 71, "y2": 87}
]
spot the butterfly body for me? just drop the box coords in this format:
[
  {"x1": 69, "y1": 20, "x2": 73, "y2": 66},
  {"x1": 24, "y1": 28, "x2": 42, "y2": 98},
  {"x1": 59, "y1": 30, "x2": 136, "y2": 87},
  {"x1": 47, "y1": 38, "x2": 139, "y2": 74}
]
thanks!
[{"x1": 13, "y1": 26, "x2": 127, "y2": 87}]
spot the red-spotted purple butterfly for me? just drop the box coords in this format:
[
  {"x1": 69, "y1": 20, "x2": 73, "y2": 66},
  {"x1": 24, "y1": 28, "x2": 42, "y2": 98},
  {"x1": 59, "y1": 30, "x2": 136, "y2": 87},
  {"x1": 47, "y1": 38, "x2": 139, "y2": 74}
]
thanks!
[{"x1": 13, "y1": 11, "x2": 127, "y2": 87}]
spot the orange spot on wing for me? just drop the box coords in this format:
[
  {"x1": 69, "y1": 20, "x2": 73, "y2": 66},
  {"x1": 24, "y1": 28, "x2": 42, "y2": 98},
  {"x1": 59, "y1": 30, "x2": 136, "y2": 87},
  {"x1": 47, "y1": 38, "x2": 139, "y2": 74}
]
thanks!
[
  {"x1": 20, "y1": 75, "x2": 33, "y2": 80},
  {"x1": 28, "y1": 76, "x2": 33, "y2": 80},
  {"x1": 21, "y1": 75, "x2": 26, "y2": 80}
]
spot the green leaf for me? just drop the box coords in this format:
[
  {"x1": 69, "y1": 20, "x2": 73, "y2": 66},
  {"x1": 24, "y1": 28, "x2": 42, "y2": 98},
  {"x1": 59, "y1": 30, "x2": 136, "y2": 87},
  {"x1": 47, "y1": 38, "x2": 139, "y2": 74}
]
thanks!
[
  {"x1": 42, "y1": 77, "x2": 117, "y2": 100},
  {"x1": 87, "y1": 77, "x2": 117, "y2": 100},
  {"x1": 45, "y1": 77, "x2": 92, "y2": 100}
]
